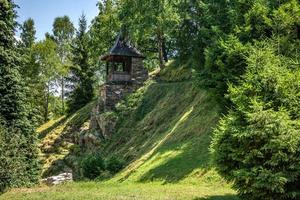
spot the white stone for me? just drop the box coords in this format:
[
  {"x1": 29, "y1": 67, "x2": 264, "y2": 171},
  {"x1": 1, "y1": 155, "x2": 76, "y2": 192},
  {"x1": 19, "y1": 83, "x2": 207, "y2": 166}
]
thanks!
[{"x1": 42, "y1": 172, "x2": 73, "y2": 186}]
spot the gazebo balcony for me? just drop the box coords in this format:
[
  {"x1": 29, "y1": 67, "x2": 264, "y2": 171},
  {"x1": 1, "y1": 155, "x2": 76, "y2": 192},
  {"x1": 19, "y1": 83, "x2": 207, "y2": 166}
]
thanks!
[{"x1": 107, "y1": 71, "x2": 131, "y2": 83}]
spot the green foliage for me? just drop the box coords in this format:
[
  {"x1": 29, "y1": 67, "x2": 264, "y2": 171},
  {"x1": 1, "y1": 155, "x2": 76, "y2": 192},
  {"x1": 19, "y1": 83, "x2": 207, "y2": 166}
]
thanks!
[
  {"x1": 68, "y1": 14, "x2": 95, "y2": 113},
  {"x1": 211, "y1": 46, "x2": 300, "y2": 200},
  {"x1": 52, "y1": 15, "x2": 75, "y2": 114},
  {"x1": 81, "y1": 153, "x2": 105, "y2": 180},
  {"x1": 32, "y1": 37, "x2": 61, "y2": 122},
  {"x1": 106, "y1": 156, "x2": 125, "y2": 174},
  {"x1": 0, "y1": 0, "x2": 40, "y2": 191},
  {"x1": 118, "y1": 0, "x2": 180, "y2": 68},
  {"x1": 0, "y1": 0, "x2": 26, "y2": 128},
  {"x1": 207, "y1": 1, "x2": 300, "y2": 198},
  {"x1": 19, "y1": 18, "x2": 45, "y2": 126},
  {"x1": 0, "y1": 120, "x2": 40, "y2": 193},
  {"x1": 0, "y1": 122, "x2": 26, "y2": 192},
  {"x1": 80, "y1": 154, "x2": 125, "y2": 180},
  {"x1": 20, "y1": 18, "x2": 36, "y2": 48},
  {"x1": 201, "y1": 35, "x2": 248, "y2": 94},
  {"x1": 173, "y1": 0, "x2": 300, "y2": 95},
  {"x1": 89, "y1": 0, "x2": 120, "y2": 83}
]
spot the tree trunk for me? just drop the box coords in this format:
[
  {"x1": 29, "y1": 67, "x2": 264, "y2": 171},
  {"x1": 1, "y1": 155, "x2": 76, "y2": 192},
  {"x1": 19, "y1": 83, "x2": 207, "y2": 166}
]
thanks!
[
  {"x1": 44, "y1": 83, "x2": 50, "y2": 123},
  {"x1": 162, "y1": 36, "x2": 168, "y2": 63},
  {"x1": 158, "y1": 31, "x2": 165, "y2": 69},
  {"x1": 61, "y1": 76, "x2": 65, "y2": 114}
]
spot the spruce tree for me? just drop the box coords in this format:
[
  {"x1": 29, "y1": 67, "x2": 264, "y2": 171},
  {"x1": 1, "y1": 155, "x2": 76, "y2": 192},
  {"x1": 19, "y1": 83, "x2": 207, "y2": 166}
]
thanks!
[
  {"x1": 0, "y1": 0, "x2": 40, "y2": 191},
  {"x1": 19, "y1": 18, "x2": 45, "y2": 126},
  {"x1": 68, "y1": 14, "x2": 94, "y2": 112},
  {"x1": 20, "y1": 18, "x2": 36, "y2": 48}
]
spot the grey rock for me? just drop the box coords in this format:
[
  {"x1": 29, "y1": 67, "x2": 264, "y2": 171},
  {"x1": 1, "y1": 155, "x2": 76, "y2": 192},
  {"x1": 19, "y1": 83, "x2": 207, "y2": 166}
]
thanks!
[{"x1": 42, "y1": 172, "x2": 73, "y2": 186}]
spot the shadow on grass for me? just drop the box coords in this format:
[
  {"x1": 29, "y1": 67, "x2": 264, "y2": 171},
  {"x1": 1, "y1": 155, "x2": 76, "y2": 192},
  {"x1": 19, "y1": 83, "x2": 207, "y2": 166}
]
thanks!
[
  {"x1": 109, "y1": 81, "x2": 220, "y2": 183},
  {"x1": 40, "y1": 102, "x2": 96, "y2": 178},
  {"x1": 38, "y1": 117, "x2": 67, "y2": 140},
  {"x1": 138, "y1": 141, "x2": 211, "y2": 183},
  {"x1": 194, "y1": 195, "x2": 238, "y2": 200},
  {"x1": 136, "y1": 99, "x2": 219, "y2": 183}
]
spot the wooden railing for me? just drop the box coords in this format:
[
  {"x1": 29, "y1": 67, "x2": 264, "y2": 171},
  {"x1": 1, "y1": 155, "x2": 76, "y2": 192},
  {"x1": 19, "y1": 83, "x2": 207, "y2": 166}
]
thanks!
[{"x1": 108, "y1": 72, "x2": 131, "y2": 82}]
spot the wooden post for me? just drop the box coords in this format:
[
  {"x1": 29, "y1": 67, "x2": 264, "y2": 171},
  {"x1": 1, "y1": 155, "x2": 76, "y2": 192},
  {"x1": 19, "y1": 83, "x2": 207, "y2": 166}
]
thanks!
[{"x1": 106, "y1": 62, "x2": 109, "y2": 82}]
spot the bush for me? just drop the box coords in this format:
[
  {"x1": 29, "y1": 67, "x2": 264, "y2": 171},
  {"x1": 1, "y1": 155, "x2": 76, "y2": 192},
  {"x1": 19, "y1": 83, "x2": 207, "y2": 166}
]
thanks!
[
  {"x1": 106, "y1": 156, "x2": 125, "y2": 174},
  {"x1": 211, "y1": 46, "x2": 300, "y2": 200},
  {"x1": 201, "y1": 35, "x2": 248, "y2": 95},
  {"x1": 81, "y1": 153, "x2": 105, "y2": 179},
  {"x1": 0, "y1": 121, "x2": 40, "y2": 193}
]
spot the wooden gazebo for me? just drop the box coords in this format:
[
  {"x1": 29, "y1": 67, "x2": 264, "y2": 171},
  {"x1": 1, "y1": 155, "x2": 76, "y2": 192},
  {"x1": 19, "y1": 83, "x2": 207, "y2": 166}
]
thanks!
[{"x1": 101, "y1": 33, "x2": 145, "y2": 83}]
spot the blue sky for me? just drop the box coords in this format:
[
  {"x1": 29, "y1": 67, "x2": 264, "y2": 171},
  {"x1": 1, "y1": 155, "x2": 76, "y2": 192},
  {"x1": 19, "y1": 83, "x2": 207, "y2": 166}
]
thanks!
[{"x1": 15, "y1": 0, "x2": 99, "y2": 41}]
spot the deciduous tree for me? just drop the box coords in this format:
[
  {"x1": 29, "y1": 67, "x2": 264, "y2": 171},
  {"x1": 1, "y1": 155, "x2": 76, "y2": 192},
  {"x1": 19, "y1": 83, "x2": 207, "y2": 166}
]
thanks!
[{"x1": 52, "y1": 16, "x2": 75, "y2": 114}]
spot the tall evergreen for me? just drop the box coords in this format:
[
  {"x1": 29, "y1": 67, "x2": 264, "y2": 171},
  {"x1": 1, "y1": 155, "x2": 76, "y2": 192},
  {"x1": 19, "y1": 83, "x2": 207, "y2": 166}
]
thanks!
[
  {"x1": 0, "y1": 0, "x2": 40, "y2": 191},
  {"x1": 20, "y1": 18, "x2": 36, "y2": 48},
  {"x1": 68, "y1": 14, "x2": 94, "y2": 112},
  {"x1": 0, "y1": 0, "x2": 26, "y2": 126},
  {"x1": 19, "y1": 18, "x2": 45, "y2": 126}
]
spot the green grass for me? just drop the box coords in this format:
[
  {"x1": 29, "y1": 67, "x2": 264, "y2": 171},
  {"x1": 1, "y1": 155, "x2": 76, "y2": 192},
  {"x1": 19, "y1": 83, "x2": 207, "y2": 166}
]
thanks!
[
  {"x1": 1, "y1": 182, "x2": 237, "y2": 200},
  {"x1": 156, "y1": 60, "x2": 195, "y2": 82},
  {"x1": 103, "y1": 80, "x2": 223, "y2": 185},
  {"x1": 37, "y1": 101, "x2": 96, "y2": 177},
  {"x1": 0, "y1": 77, "x2": 237, "y2": 199}
]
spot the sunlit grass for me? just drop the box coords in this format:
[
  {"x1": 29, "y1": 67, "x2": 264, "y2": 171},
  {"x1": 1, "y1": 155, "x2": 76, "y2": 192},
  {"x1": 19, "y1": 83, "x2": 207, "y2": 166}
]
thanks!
[
  {"x1": 105, "y1": 81, "x2": 223, "y2": 185},
  {"x1": 1, "y1": 182, "x2": 237, "y2": 200},
  {"x1": 36, "y1": 101, "x2": 96, "y2": 177},
  {"x1": 0, "y1": 80, "x2": 238, "y2": 199},
  {"x1": 36, "y1": 116, "x2": 65, "y2": 134},
  {"x1": 116, "y1": 107, "x2": 194, "y2": 181}
]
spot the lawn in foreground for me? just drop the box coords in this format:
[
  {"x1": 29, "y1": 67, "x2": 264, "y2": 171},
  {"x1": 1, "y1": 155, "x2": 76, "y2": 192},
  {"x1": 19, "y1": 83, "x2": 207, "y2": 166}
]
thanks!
[{"x1": 1, "y1": 182, "x2": 237, "y2": 200}]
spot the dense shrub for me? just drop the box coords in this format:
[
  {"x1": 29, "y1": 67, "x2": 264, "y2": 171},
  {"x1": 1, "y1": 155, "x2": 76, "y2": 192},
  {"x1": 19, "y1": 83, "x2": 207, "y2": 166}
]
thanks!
[
  {"x1": 0, "y1": 121, "x2": 40, "y2": 193},
  {"x1": 106, "y1": 156, "x2": 125, "y2": 174},
  {"x1": 81, "y1": 154, "x2": 125, "y2": 180},
  {"x1": 81, "y1": 153, "x2": 105, "y2": 179},
  {"x1": 211, "y1": 46, "x2": 300, "y2": 200},
  {"x1": 201, "y1": 35, "x2": 248, "y2": 95}
]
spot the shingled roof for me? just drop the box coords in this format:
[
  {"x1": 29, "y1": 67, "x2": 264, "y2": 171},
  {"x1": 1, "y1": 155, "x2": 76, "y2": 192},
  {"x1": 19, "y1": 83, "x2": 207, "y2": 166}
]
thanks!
[{"x1": 101, "y1": 32, "x2": 145, "y2": 61}]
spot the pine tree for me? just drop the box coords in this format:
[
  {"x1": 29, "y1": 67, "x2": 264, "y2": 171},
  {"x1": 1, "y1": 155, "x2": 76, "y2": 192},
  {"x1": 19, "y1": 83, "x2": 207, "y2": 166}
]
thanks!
[
  {"x1": 0, "y1": 0, "x2": 40, "y2": 191},
  {"x1": 68, "y1": 14, "x2": 94, "y2": 112}
]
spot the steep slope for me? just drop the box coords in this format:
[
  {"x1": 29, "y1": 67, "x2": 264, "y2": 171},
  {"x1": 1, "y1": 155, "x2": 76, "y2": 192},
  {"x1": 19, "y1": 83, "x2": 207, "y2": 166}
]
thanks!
[
  {"x1": 1, "y1": 68, "x2": 237, "y2": 199},
  {"x1": 36, "y1": 66, "x2": 226, "y2": 185},
  {"x1": 101, "y1": 80, "x2": 224, "y2": 185},
  {"x1": 37, "y1": 101, "x2": 96, "y2": 177}
]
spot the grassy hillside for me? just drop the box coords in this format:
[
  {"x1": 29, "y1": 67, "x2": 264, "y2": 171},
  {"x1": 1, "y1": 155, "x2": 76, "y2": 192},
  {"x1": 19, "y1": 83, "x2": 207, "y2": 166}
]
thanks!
[
  {"x1": 103, "y1": 80, "x2": 223, "y2": 185},
  {"x1": 0, "y1": 67, "x2": 237, "y2": 199},
  {"x1": 37, "y1": 101, "x2": 96, "y2": 177}
]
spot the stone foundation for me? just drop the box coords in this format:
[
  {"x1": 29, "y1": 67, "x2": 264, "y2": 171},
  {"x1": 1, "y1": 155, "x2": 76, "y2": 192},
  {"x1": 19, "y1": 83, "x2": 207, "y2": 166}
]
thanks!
[
  {"x1": 101, "y1": 83, "x2": 136, "y2": 111},
  {"x1": 90, "y1": 57, "x2": 148, "y2": 139},
  {"x1": 131, "y1": 58, "x2": 148, "y2": 85}
]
